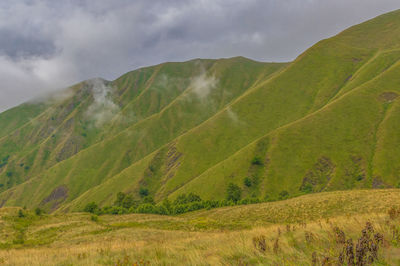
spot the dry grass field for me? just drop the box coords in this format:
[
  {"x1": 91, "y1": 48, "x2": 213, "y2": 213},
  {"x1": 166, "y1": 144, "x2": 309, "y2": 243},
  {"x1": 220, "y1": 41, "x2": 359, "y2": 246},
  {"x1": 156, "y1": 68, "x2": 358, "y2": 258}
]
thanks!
[{"x1": 0, "y1": 189, "x2": 400, "y2": 265}]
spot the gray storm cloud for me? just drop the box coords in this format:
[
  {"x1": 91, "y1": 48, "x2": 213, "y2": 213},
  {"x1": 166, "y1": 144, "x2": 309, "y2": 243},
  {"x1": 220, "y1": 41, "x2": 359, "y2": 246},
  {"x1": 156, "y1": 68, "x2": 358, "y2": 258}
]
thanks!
[{"x1": 0, "y1": 0, "x2": 400, "y2": 112}]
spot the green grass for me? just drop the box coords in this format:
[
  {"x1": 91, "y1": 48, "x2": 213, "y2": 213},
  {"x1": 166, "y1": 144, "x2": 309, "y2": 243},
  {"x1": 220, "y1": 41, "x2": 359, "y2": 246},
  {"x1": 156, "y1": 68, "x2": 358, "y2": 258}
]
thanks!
[{"x1": 0, "y1": 10, "x2": 400, "y2": 212}]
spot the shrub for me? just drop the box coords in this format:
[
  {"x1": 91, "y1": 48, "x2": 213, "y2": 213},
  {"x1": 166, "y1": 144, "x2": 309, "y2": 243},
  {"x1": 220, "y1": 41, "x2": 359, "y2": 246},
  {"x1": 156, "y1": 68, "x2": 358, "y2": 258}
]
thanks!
[
  {"x1": 84, "y1": 202, "x2": 99, "y2": 214},
  {"x1": 86, "y1": 190, "x2": 267, "y2": 216},
  {"x1": 251, "y1": 156, "x2": 263, "y2": 166},
  {"x1": 301, "y1": 183, "x2": 313, "y2": 193},
  {"x1": 100, "y1": 206, "x2": 112, "y2": 214},
  {"x1": 136, "y1": 204, "x2": 156, "y2": 214},
  {"x1": 187, "y1": 192, "x2": 202, "y2": 203},
  {"x1": 139, "y1": 188, "x2": 149, "y2": 197},
  {"x1": 240, "y1": 198, "x2": 250, "y2": 205},
  {"x1": 113, "y1": 192, "x2": 137, "y2": 209},
  {"x1": 109, "y1": 206, "x2": 127, "y2": 215},
  {"x1": 173, "y1": 193, "x2": 202, "y2": 205},
  {"x1": 114, "y1": 192, "x2": 126, "y2": 207},
  {"x1": 161, "y1": 198, "x2": 172, "y2": 214},
  {"x1": 226, "y1": 183, "x2": 242, "y2": 203},
  {"x1": 279, "y1": 190, "x2": 289, "y2": 200},
  {"x1": 90, "y1": 215, "x2": 99, "y2": 222},
  {"x1": 172, "y1": 204, "x2": 187, "y2": 214},
  {"x1": 35, "y1": 208, "x2": 44, "y2": 216},
  {"x1": 1, "y1": 155, "x2": 9, "y2": 162},
  {"x1": 240, "y1": 198, "x2": 261, "y2": 205},
  {"x1": 174, "y1": 194, "x2": 188, "y2": 205},
  {"x1": 18, "y1": 209, "x2": 25, "y2": 218},
  {"x1": 121, "y1": 195, "x2": 137, "y2": 209},
  {"x1": 204, "y1": 200, "x2": 219, "y2": 209},
  {"x1": 155, "y1": 205, "x2": 168, "y2": 215},
  {"x1": 243, "y1": 177, "x2": 252, "y2": 187},
  {"x1": 143, "y1": 196, "x2": 155, "y2": 205},
  {"x1": 219, "y1": 199, "x2": 228, "y2": 207},
  {"x1": 186, "y1": 201, "x2": 205, "y2": 212},
  {"x1": 0, "y1": 155, "x2": 9, "y2": 168},
  {"x1": 249, "y1": 197, "x2": 261, "y2": 204}
]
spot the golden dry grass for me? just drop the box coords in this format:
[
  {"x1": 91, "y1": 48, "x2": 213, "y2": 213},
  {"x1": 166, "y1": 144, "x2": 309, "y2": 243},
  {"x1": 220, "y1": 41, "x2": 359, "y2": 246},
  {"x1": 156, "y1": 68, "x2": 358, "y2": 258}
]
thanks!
[{"x1": 1, "y1": 189, "x2": 400, "y2": 265}]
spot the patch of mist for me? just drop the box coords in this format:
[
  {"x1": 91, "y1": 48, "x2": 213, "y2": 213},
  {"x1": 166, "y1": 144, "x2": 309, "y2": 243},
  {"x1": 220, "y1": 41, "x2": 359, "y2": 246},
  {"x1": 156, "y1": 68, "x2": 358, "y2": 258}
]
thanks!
[
  {"x1": 190, "y1": 72, "x2": 218, "y2": 99},
  {"x1": 153, "y1": 74, "x2": 170, "y2": 90},
  {"x1": 151, "y1": 74, "x2": 186, "y2": 95},
  {"x1": 112, "y1": 110, "x2": 138, "y2": 127},
  {"x1": 85, "y1": 78, "x2": 120, "y2": 127},
  {"x1": 29, "y1": 86, "x2": 75, "y2": 106},
  {"x1": 226, "y1": 106, "x2": 245, "y2": 125}
]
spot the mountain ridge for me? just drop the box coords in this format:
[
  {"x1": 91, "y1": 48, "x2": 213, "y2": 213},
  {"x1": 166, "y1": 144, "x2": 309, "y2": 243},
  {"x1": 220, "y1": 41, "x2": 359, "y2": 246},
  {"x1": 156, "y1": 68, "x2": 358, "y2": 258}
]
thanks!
[{"x1": 0, "y1": 10, "x2": 400, "y2": 212}]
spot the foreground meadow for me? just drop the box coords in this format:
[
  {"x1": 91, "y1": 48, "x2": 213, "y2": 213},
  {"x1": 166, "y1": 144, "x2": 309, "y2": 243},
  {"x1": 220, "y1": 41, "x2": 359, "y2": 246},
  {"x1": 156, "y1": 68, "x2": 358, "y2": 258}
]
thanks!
[{"x1": 1, "y1": 189, "x2": 400, "y2": 265}]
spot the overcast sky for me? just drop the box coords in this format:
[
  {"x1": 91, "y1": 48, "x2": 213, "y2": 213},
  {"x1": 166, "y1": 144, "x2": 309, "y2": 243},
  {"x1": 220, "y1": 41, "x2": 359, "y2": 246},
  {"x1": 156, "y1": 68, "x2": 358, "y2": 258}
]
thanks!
[{"x1": 0, "y1": 0, "x2": 399, "y2": 112}]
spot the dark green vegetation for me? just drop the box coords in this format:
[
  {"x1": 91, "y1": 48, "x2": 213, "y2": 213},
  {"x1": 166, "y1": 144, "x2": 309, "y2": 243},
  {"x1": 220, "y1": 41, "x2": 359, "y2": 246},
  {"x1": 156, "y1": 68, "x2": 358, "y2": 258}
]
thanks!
[
  {"x1": 83, "y1": 189, "x2": 262, "y2": 216},
  {"x1": 0, "y1": 10, "x2": 400, "y2": 213}
]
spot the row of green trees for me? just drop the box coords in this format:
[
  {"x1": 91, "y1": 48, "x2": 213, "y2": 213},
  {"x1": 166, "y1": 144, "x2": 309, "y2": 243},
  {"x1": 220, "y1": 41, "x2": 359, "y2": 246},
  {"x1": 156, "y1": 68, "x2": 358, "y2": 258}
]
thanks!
[{"x1": 83, "y1": 183, "x2": 290, "y2": 216}]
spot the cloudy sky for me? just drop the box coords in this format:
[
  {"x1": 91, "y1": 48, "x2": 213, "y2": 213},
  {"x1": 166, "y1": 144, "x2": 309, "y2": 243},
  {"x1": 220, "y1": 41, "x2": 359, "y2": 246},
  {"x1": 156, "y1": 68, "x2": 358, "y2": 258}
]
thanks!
[{"x1": 0, "y1": 0, "x2": 399, "y2": 112}]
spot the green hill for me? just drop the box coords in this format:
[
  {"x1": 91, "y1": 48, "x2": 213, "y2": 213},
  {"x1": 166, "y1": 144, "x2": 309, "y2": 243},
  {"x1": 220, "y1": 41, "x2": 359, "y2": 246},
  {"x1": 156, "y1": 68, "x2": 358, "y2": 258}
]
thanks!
[{"x1": 0, "y1": 10, "x2": 400, "y2": 212}]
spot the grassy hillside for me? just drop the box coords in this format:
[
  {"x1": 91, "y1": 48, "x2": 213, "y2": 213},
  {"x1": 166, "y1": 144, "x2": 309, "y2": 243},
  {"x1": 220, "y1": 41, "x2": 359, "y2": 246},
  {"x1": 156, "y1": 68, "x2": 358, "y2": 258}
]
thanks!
[
  {"x1": 0, "y1": 57, "x2": 286, "y2": 209},
  {"x1": 0, "y1": 190, "x2": 399, "y2": 265},
  {"x1": 0, "y1": 10, "x2": 400, "y2": 212}
]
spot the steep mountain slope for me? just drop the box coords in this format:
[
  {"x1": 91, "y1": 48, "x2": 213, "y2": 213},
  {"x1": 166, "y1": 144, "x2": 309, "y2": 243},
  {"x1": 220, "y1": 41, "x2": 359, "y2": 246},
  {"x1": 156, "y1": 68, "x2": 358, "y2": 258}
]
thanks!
[
  {"x1": 64, "y1": 10, "x2": 400, "y2": 210},
  {"x1": 0, "y1": 9, "x2": 399, "y2": 211},
  {"x1": 0, "y1": 57, "x2": 285, "y2": 209}
]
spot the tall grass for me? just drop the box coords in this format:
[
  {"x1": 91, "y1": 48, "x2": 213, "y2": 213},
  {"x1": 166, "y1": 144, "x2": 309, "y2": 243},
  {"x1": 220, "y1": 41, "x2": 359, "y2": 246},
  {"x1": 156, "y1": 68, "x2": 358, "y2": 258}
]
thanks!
[{"x1": 1, "y1": 190, "x2": 400, "y2": 265}]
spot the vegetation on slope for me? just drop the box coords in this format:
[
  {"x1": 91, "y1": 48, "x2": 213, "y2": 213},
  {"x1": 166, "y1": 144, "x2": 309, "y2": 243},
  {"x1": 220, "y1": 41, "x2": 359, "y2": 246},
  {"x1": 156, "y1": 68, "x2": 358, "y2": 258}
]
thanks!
[{"x1": 0, "y1": 10, "x2": 400, "y2": 212}]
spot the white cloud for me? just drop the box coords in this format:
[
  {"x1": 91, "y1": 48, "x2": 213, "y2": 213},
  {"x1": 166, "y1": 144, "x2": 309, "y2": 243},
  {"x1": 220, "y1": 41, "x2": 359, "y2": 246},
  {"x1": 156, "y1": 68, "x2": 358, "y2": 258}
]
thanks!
[
  {"x1": 84, "y1": 78, "x2": 119, "y2": 127},
  {"x1": 190, "y1": 72, "x2": 218, "y2": 99}
]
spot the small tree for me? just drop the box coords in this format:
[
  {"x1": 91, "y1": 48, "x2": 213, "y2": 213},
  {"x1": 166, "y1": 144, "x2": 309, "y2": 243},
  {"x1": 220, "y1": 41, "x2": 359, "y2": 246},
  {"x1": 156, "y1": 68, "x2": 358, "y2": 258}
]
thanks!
[{"x1": 226, "y1": 183, "x2": 242, "y2": 203}]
